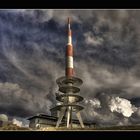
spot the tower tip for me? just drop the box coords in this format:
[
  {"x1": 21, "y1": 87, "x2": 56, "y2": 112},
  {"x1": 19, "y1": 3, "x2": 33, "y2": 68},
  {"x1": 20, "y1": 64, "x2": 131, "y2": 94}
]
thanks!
[{"x1": 68, "y1": 17, "x2": 70, "y2": 24}]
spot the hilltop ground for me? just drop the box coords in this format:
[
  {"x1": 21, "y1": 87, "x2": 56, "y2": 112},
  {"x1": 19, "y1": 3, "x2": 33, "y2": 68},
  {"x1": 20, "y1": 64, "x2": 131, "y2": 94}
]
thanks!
[{"x1": 0, "y1": 125, "x2": 140, "y2": 131}]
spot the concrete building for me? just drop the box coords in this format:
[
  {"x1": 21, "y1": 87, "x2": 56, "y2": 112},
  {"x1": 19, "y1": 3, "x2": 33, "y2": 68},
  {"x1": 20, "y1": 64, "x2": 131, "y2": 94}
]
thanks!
[{"x1": 28, "y1": 113, "x2": 96, "y2": 129}]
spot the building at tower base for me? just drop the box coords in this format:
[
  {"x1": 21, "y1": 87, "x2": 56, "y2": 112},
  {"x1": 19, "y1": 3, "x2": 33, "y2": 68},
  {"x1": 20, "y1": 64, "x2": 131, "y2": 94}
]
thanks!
[{"x1": 28, "y1": 113, "x2": 96, "y2": 130}]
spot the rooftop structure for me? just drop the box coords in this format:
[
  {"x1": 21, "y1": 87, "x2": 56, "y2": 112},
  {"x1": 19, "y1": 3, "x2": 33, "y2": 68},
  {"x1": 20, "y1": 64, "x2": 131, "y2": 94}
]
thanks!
[{"x1": 28, "y1": 114, "x2": 96, "y2": 129}]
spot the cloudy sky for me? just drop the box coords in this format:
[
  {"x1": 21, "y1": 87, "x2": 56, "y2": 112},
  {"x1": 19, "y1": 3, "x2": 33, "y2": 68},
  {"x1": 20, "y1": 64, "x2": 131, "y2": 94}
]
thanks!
[{"x1": 0, "y1": 9, "x2": 140, "y2": 127}]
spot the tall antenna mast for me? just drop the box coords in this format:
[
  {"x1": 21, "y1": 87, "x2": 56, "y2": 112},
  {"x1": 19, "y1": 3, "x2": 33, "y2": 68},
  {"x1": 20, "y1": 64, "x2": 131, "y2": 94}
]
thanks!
[{"x1": 50, "y1": 17, "x2": 84, "y2": 129}]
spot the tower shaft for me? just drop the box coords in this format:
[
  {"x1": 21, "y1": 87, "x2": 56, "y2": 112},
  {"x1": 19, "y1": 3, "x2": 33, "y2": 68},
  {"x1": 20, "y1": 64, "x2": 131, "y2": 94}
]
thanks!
[{"x1": 66, "y1": 18, "x2": 74, "y2": 77}]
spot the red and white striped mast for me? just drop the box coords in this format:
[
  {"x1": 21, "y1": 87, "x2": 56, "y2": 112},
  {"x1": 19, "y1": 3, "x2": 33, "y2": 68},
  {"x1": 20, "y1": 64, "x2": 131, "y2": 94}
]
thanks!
[{"x1": 66, "y1": 17, "x2": 74, "y2": 77}]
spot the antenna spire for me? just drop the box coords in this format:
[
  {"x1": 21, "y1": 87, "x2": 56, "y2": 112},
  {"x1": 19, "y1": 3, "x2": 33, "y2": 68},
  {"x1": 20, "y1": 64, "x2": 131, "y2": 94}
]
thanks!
[
  {"x1": 68, "y1": 17, "x2": 71, "y2": 29},
  {"x1": 67, "y1": 17, "x2": 72, "y2": 45}
]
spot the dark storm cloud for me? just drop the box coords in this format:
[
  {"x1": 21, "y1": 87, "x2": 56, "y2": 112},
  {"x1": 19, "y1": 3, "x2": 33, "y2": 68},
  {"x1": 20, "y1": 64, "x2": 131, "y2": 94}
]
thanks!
[
  {"x1": 131, "y1": 98, "x2": 140, "y2": 107},
  {"x1": 0, "y1": 10, "x2": 140, "y2": 126}
]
